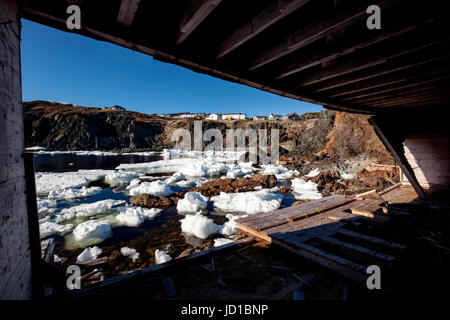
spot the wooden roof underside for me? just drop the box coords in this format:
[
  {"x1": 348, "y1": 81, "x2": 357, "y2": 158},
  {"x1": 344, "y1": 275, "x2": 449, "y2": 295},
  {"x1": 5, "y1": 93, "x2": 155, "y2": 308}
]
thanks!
[{"x1": 20, "y1": 0, "x2": 450, "y2": 115}]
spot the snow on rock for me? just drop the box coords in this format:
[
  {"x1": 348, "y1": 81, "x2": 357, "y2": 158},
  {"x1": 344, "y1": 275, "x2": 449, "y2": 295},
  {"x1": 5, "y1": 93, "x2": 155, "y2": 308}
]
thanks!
[
  {"x1": 76, "y1": 246, "x2": 102, "y2": 263},
  {"x1": 37, "y1": 198, "x2": 57, "y2": 214},
  {"x1": 59, "y1": 199, "x2": 126, "y2": 219},
  {"x1": 40, "y1": 221, "x2": 73, "y2": 237},
  {"x1": 291, "y1": 178, "x2": 323, "y2": 200},
  {"x1": 128, "y1": 180, "x2": 174, "y2": 196},
  {"x1": 104, "y1": 171, "x2": 138, "y2": 187},
  {"x1": 211, "y1": 189, "x2": 283, "y2": 214},
  {"x1": 214, "y1": 238, "x2": 234, "y2": 247},
  {"x1": 220, "y1": 214, "x2": 242, "y2": 236},
  {"x1": 121, "y1": 247, "x2": 140, "y2": 262},
  {"x1": 48, "y1": 186, "x2": 101, "y2": 200},
  {"x1": 306, "y1": 168, "x2": 320, "y2": 178},
  {"x1": 154, "y1": 249, "x2": 172, "y2": 265},
  {"x1": 180, "y1": 213, "x2": 222, "y2": 239},
  {"x1": 115, "y1": 206, "x2": 162, "y2": 226},
  {"x1": 177, "y1": 192, "x2": 209, "y2": 213},
  {"x1": 341, "y1": 172, "x2": 355, "y2": 180},
  {"x1": 73, "y1": 220, "x2": 112, "y2": 242},
  {"x1": 35, "y1": 170, "x2": 112, "y2": 195}
]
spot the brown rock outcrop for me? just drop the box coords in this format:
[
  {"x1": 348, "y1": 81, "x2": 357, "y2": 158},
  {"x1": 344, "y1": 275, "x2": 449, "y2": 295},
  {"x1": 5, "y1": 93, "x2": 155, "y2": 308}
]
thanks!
[
  {"x1": 192, "y1": 174, "x2": 277, "y2": 197},
  {"x1": 130, "y1": 192, "x2": 184, "y2": 209}
]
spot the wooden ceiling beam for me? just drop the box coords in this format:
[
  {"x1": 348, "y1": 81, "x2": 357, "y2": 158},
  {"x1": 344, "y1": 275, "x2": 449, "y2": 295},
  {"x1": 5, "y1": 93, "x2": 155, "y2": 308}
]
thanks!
[
  {"x1": 296, "y1": 30, "x2": 450, "y2": 87},
  {"x1": 248, "y1": 0, "x2": 398, "y2": 71},
  {"x1": 176, "y1": 0, "x2": 222, "y2": 45},
  {"x1": 216, "y1": 0, "x2": 310, "y2": 59},
  {"x1": 117, "y1": 0, "x2": 141, "y2": 27},
  {"x1": 328, "y1": 60, "x2": 450, "y2": 98}
]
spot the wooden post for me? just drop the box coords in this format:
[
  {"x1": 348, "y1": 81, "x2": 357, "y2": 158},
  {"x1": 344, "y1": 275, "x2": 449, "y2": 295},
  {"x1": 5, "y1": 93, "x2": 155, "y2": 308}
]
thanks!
[
  {"x1": 23, "y1": 152, "x2": 45, "y2": 299},
  {"x1": 368, "y1": 117, "x2": 427, "y2": 200}
]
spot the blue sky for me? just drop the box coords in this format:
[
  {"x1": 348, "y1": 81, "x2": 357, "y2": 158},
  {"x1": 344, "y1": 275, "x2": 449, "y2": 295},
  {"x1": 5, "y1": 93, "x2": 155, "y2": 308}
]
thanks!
[{"x1": 20, "y1": 19, "x2": 322, "y2": 117}]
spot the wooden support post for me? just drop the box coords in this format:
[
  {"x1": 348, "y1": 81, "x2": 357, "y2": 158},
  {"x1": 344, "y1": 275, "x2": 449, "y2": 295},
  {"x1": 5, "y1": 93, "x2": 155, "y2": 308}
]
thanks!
[{"x1": 368, "y1": 117, "x2": 427, "y2": 200}]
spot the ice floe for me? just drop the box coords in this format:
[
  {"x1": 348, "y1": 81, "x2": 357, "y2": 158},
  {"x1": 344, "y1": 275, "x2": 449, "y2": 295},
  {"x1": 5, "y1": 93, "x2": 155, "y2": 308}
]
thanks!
[
  {"x1": 58, "y1": 199, "x2": 126, "y2": 220},
  {"x1": 260, "y1": 164, "x2": 298, "y2": 179},
  {"x1": 180, "y1": 213, "x2": 222, "y2": 239},
  {"x1": 37, "y1": 198, "x2": 57, "y2": 214},
  {"x1": 127, "y1": 180, "x2": 174, "y2": 196},
  {"x1": 76, "y1": 246, "x2": 102, "y2": 263},
  {"x1": 121, "y1": 247, "x2": 140, "y2": 262},
  {"x1": 48, "y1": 186, "x2": 102, "y2": 200},
  {"x1": 73, "y1": 220, "x2": 112, "y2": 243},
  {"x1": 40, "y1": 221, "x2": 73, "y2": 237},
  {"x1": 104, "y1": 171, "x2": 139, "y2": 187},
  {"x1": 115, "y1": 206, "x2": 162, "y2": 226},
  {"x1": 154, "y1": 249, "x2": 172, "y2": 265},
  {"x1": 177, "y1": 192, "x2": 209, "y2": 213},
  {"x1": 291, "y1": 178, "x2": 323, "y2": 200},
  {"x1": 211, "y1": 188, "x2": 283, "y2": 214}
]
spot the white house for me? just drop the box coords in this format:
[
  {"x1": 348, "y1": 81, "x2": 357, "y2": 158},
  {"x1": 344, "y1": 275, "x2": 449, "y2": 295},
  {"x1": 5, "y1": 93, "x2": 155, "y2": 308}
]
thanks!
[
  {"x1": 206, "y1": 113, "x2": 222, "y2": 120},
  {"x1": 268, "y1": 113, "x2": 282, "y2": 120},
  {"x1": 253, "y1": 115, "x2": 267, "y2": 121},
  {"x1": 222, "y1": 113, "x2": 247, "y2": 120}
]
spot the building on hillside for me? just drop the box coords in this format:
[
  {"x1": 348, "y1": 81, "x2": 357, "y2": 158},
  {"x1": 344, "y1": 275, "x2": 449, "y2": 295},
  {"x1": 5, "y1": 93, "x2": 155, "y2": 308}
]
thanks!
[
  {"x1": 283, "y1": 112, "x2": 302, "y2": 120},
  {"x1": 253, "y1": 115, "x2": 267, "y2": 121},
  {"x1": 206, "y1": 113, "x2": 222, "y2": 120},
  {"x1": 110, "y1": 105, "x2": 126, "y2": 111},
  {"x1": 222, "y1": 113, "x2": 247, "y2": 120},
  {"x1": 268, "y1": 113, "x2": 282, "y2": 120}
]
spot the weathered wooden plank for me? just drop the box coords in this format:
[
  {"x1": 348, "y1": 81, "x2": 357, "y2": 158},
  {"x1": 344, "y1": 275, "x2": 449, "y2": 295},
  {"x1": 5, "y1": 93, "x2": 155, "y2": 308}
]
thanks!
[
  {"x1": 318, "y1": 236, "x2": 395, "y2": 262},
  {"x1": 216, "y1": 0, "x2": 310, "y2": 58},
  {"x1": 271, "y1": 238, "x2": 367, "y2": 283},
  {"x1": 337, "y1": 229, "x2": 406, "y2": 250}
]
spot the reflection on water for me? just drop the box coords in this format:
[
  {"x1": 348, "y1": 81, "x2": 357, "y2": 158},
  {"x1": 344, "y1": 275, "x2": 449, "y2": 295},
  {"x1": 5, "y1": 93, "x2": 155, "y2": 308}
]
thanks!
[{"x1": 33, "y1": 153, "x2": 162, "y2": 172}]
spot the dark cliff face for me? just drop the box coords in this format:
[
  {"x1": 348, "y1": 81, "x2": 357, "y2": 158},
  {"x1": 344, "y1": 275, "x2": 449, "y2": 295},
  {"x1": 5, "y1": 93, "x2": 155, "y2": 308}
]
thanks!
[
  {"x1": 24, "y1": 101, "x2": 165, "y2": 151},
  {"x1": 23, "y1": 101, "x2": 392, "y2": 163}
]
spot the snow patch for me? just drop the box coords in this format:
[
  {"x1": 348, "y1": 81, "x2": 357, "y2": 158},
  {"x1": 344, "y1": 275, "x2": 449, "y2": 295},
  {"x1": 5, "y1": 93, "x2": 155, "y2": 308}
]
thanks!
[
  {"x1": 306, "y1": 168, "x2": 320, "y2": 178},
  {"x1": 73, "y1": 220, "x2": 112, "y2": 243},
  {"x1": 211, "y1": 189, "x2": 283, "y2": 214},
  {"x1": 214, "y1": 238, "x2": 234, "y2": 247},
  {"x1": 76, "y1": 246, "x2": 102, "y2": 263},
  {"x1": 115, "y1": 206, "x2": 162, "y2": 226},
  {"x1": 127, "y1": 180, "x2": 174, "y2": 196},
  {"x1": 291, "y1": 178, "x2": 323, "y2": 200},
  {"x1": 177, "y1": 192, "x2": 209, "y2": 213},
  {"x1": 155, "y1": 249, "x2": 172, "y2": 265},
  {"x1": 121, "y1": 247, "x2": 140, "y2": 262}
]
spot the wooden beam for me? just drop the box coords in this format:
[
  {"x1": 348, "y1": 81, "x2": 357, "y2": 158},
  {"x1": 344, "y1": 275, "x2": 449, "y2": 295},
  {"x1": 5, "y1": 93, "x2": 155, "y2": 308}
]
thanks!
[
  {"x1": 297, "y1": 29, "x2": 450, "y2": 87},
  {"x1": 275, "y1": 7, "x2": 435, "y2": 80},
  {"x1": 176, "y1": 0, "x2": 222, "y2": 45},
  {"x1": 117, "y1": 0, "x2": 140, "y2": 27},
  {"x1": 328, "y1": 60, "x2": 450, "y2": 98},
  {"x1": 216, "y1": 0, "x2": 310, "y2": 58},
  {"x1": 313, "y1": 48, "x2": 450, "y2": 93},
  {"x1": 368, "y1": 117, "x2": 427, "y2": 200},
  {"x1": 248, "y1": 0, "x2": 398, "y2": 71}
]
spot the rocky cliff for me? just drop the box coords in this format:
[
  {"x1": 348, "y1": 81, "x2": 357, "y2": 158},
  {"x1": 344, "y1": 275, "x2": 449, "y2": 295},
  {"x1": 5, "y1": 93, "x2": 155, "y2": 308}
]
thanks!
[{"x1": 23, "y1": 101, "x2": 392, "y2": 163}]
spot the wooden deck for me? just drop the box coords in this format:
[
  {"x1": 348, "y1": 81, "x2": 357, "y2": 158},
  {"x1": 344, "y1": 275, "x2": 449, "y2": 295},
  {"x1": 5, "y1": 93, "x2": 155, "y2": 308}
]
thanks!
[{"x1": 235, "y1": 192, "x2": 408, "y2": 283}]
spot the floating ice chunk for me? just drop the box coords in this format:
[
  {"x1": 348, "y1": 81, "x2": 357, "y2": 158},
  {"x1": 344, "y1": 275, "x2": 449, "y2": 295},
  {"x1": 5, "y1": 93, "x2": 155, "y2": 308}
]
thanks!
[
  {"x1": 73, "y1": 220, "x2": 112, "y2": 243},
  {"x1": 180, "y1": 213, "x2": 222, "y2": 239},
  {"x1": 126, "y1": 178, "x2": 141, "y2": 190},
  {"x1": 104, "y1": 171, "x2": 138, "y2": 187},
  {"x1": 306, "y1": 168, "x2": 320, "y2": 178},
  {"x1": 177, "y1": 192, "x2": 209, "y2": 213},
  {"x1": 214, "y1": 238, "x2": 234, "y2": 247},
  {"x1": 59, "y1": 199, "x2": 126, "y2": 219},
  {"x1": 211, "y1": 189, "x2": 283, "y2": 214},
  {"x1": 166, "y1": 172, "x2": 185, "y2": 185},
  {"x1": 48, "y1": 186, "x2": 102, "y2": 200},
  {"x1": 115, "y1": 206, "x2": 162, "y2": 226},
  {"x1": 341, "y1": 173, "x2": 355, "y2": 180},
  {"x1": 40, "y1": 221, "x2": 73, "y2": 237},
  {"x1": 176, "y1": 179, "x2": 198, "y2": 188},
  {"x1": 35, "y1": 170, "x2": 112, "y2": 195},
  {"x1": 128, "y1": 180, "x2": 174, "y2": 196},
  {"x1": 76, "y1": 246, "x2": 102, "y2": 263},
  {"x1": 116, "y1": 158, "x2": 194, "y2": 172},
  {"x1": 226, "y1": 168, "x2": 244, "y2": 178},
  {"x1": 260, "y1": 164, "x2": 296, "y2": 179},
  {"x1": 179, "y1": 160, "x2": 227, "y2": 178},
  {"x1": 37, "y1": 198, "x2": 57, "y2": 214},
  {"x1": 291, "y1": 178, "x2": 323, "y2": 200},
  {"x1": 26, "y1": 146, "x2": 46, "y2": 151},
  {"x1": 155, "y1": 249, "x2": 172, "y2": 265},
  {"x1": 121, "y1": 247, "x2": 140, "y2": 262}
]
